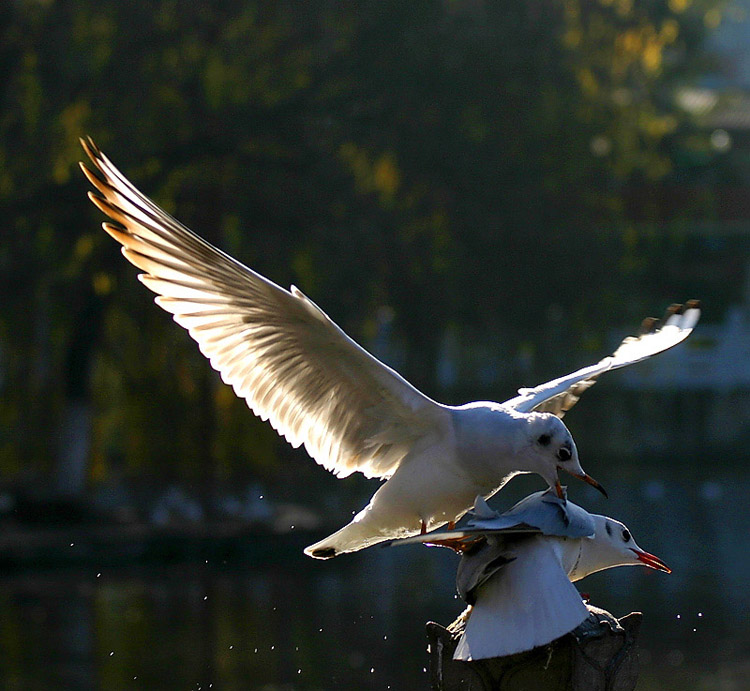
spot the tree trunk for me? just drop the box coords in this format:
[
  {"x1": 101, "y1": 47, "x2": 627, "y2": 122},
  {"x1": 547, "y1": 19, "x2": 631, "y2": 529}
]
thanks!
[
  {"x1": 56, "y1": 293, "x2": 102, "y2": 498},
  {"x1": 55, "y1": 399, "x2": 92, "y2": 496}
]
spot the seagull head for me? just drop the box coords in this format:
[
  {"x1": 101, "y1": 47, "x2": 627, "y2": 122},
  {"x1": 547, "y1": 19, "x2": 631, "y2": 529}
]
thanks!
[
  {"x1": 571, "y1": 515, "x2": 671, "y2": 580},
  {"x1": 526, "y1": 413, "x2": 607, "y2": 500}
]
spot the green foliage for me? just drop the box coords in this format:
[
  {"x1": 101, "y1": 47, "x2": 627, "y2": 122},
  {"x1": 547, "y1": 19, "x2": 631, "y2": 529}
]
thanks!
[{"x1": 0, "y1": 0, "x2": 732, "y2": 491}]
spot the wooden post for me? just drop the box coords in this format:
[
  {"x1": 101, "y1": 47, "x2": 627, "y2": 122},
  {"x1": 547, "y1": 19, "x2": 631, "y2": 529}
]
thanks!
[{"x1": 426, "y1": 605, "x2": 642, "y2": 691}]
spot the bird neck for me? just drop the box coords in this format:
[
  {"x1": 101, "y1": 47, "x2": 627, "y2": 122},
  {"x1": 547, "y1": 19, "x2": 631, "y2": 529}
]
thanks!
[
  {"x1": 451, "y1": 405, "x2": 530, "y2": 488},
  {"x1": 566, "y1": 539, "x2": 586, "y2": 582},
  {"x1": 569, "y1": 534, "x2": 633, "y2": 581}
]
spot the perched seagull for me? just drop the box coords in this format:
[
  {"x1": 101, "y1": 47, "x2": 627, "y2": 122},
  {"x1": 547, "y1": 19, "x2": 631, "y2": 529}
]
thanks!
[
  {"x1": 391, "y1": 489, "x2": 671, "y2": 660},
  {"x1": 79, "y1": 137, "x2": 700, "y2": 558}
]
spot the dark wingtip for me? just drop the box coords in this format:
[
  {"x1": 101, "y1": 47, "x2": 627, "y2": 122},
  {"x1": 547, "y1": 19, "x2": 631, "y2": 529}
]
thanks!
[
  {"x1": 638, "y1": 316, "x2": 658, "y2": 336},
  {"x1": 310, "y1": 547, "x2": 337, "y2": 559}
]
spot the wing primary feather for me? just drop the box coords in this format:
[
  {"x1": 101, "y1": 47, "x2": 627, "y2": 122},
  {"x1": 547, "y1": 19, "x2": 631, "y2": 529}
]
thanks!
[
  {"x1": 506, "y1": 301, "x2": 700, "y2": 416},
  {"x1": 82, "y1": 138, "x2": 451, "y2": 481}
]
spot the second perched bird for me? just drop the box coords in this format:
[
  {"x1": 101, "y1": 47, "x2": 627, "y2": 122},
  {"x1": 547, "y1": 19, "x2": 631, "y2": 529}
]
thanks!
[
  {"x1": 80, "y1": 138, "x2": 700, "y2": 558},
  {"x1": 392, "y1": 489, "x2": 671, "y2": 660}
]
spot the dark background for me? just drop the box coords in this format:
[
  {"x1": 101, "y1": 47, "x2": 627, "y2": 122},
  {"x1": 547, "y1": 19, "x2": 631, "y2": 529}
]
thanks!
[{"x1": 1, "y1": 1, "x2": 748, "y2": 689}]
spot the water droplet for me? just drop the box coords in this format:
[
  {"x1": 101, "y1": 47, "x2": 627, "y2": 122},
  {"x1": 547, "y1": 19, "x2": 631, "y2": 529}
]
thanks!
[
  {"x1": 383, "y1": 635, "x2": 387, "y2": 640},
  {"x1": 297, "y1": 669, "x2": 301, "y2": 674},
  {"x1": 203, "y1": 596, "x2": 208, "y2": 601},
  {"x1": 109, "y1": 651, "x2": 114, "y2": 657},
  {"x1": 96, "y1": 573, "x2": 101, "y2": 578},
  {"x1": 698, "y1": 612, "x2": 703, "y2": 617},
  {"x1": 676, "y1": 614, "x2": 681, "y2": 619},
  {"x1": 229, "y1": 646, "x2": 233, "y2": 650},
  {"x1": 259, "y1": 495, "x2": 264, "y2": 499},
  {"x1": 370, "y1": 667, "x2": 375, "y2": 673},
  {"x1": 692, "y1": 628, "x2": 697, "y2": 632},
  {"x1": 70, "y1": 543, "x2": 74, "y2": 547},
  {"x1": 271, "y1": 646, "x2": 275, "y2": 651},
  {"x1": 254, "y1": 648, "x2": 258, "y2": 653}
]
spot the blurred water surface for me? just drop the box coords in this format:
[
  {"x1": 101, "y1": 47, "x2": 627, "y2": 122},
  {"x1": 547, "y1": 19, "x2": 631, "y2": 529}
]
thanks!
[{"x1": 0, "y1": 464, "x2": 747, "y2": 691}]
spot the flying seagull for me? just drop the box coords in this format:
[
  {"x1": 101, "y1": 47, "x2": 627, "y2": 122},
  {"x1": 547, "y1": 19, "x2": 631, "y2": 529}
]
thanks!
[
  {"x1": 392, "y1": 489, "x2": 670, "y2": 660},
  {"x1": 79, "y1": 137, "x2": 700, "y2": 558}
]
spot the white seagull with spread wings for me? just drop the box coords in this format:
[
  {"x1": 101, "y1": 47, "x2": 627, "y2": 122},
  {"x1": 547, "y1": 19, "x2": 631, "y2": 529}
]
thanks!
[{"x1": 80, "y1": 138, "x2": 700, "y2": 558}]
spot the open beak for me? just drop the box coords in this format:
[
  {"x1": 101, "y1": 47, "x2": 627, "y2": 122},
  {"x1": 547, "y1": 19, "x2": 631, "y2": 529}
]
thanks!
[
  {"x1": 631, "y1": 548, "x2": 672, "y2": 574},
  {"x1": 566, "y1": 470, "x2": 608, "y2": 499}
]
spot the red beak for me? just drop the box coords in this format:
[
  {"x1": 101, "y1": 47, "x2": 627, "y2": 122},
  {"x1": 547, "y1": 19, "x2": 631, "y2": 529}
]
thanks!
[
  {"x1": 631, "y1": 548, "x2": 671, "y2": 574},
  {"x1": 554, "y1": 480, "x2": 565, "y2": 499}
]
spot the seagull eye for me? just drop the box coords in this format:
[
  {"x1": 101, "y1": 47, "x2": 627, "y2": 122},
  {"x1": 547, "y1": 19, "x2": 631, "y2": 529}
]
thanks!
[
  {"x1": 621, "y1": 529, "x2": 631, "y2": 542},
  {"x1": 557, "y1": 446, "x2": 571, "y2": 462},
  {"x1": 537, "y1": 434, "x2": 551, "y2": 446}
]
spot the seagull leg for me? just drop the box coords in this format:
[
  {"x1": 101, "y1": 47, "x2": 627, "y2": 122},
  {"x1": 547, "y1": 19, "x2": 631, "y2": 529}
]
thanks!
[
  {"x1": 447, "y1": 521, "x2": 456, "y2": 529},
  {"x1": 425, "y1": 536, "x2": 482, "y2": 553}
]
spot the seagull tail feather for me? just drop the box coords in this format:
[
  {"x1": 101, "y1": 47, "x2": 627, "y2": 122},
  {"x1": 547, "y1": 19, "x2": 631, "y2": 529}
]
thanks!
[
  {"x1": 304, "y1": 511, "x2": 399, "y2": 559},
  {"x1": 305, "y1": 524, "x2": 376, "y2": 559}
]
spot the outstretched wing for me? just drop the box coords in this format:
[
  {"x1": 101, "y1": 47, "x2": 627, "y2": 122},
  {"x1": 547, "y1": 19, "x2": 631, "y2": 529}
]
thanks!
[
  {"x1": 504, "y1": 301, "x2": 700, "y2": 417},
  {"x1": 387, "y1": 489, "x2": 594, "y2": 550},
  {"x1": 387, "y1": 524, "x2": 541, "y2": 549},
  {"x1": 80, "y1": 138, "x2": 450, "y2": 479}
]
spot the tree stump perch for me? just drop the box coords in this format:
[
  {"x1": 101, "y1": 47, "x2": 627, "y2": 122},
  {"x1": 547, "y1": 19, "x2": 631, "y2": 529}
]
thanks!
[{"x1": 426, "y1": 605, "x2": 642, "y2": 691}]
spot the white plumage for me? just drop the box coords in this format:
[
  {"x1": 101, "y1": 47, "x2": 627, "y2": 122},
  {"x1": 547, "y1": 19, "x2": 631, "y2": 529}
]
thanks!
[
  {"x1": 454, "y1": 536, "x2": 591, "y2": 660},
  {"x1": 393, "y1": 490, "x2": 671, "y2": 660},
  {"x1": 80, "y1": 138, "x2": 700, "y2": 558}
]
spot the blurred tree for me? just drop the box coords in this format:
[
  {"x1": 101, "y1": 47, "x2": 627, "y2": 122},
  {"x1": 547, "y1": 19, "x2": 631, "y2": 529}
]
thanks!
[{"x1": 0, "y1": 0, "x2": 729, "y2": 504}]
